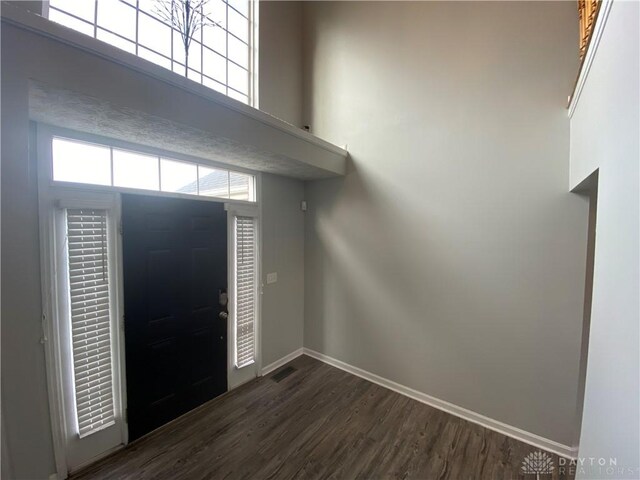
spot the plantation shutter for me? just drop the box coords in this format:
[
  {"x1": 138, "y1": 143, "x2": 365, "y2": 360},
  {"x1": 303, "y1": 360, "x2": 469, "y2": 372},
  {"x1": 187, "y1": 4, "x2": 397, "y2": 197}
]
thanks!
[
  {"x1": 235, "y1": 216, "x2": 256, "y2": 368},
  {"x1": 66, "y1": 208, "x2": 116, "y2": 438}
]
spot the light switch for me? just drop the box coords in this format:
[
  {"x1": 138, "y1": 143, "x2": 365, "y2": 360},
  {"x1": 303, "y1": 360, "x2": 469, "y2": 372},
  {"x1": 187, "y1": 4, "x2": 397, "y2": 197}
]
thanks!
[{"x1": 266, "y1": 272, "x2": 278, "y2": 284}]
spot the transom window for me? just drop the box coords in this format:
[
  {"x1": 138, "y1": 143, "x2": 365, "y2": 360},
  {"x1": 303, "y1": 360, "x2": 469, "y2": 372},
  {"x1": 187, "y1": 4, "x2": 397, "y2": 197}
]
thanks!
[
  {"x1": 52, "y1": 136, "x2": 256, "y2": 202},
  {"x1": 46, "y1": 0, "x2": 253, "y2": 104}
]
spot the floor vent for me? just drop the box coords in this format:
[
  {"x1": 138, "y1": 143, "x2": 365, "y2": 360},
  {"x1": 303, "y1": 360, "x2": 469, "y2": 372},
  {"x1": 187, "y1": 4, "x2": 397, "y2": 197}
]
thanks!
[{"x1": 271, "y1": 366, "x2": 297, "y2": 383}]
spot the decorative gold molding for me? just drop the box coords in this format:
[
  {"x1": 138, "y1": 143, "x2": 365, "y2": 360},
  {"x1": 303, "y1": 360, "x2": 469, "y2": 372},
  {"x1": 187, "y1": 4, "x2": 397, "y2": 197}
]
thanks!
[
  {"x1": 568, "y1": 0, "x2": 614, "y2": 115},
  {"x1": 579, "y1": 0, "x2": 602, "y2": 60}
]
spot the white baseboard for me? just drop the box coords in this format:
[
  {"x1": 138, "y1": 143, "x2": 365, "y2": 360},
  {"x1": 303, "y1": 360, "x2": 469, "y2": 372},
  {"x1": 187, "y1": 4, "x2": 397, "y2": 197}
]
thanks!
[
  {"x1": 302, "y1": 348, "x2": 578, "y2": 460},
  {"x1": 260, "y1": 348, "x2": 304, "y2": 376}
]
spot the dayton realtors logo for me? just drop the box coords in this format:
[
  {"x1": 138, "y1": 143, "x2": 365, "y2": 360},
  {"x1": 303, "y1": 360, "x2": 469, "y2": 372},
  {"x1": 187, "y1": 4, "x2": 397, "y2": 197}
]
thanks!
[
  {"x1": 557, "y1": 456, "x2": 636, "y2": 477},
  {"x1": 521, "y1": 451, "x2": 554, "y2": 479},
  {"x1": 521, "y1": 452, "x2": 635, "y2": 478}
]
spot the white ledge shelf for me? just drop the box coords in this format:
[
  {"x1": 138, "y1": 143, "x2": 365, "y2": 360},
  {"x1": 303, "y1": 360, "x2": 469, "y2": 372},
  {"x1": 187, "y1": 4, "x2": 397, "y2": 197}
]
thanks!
[{"x1": 2, "y1": 5, "x2": 347, "y2": 180}]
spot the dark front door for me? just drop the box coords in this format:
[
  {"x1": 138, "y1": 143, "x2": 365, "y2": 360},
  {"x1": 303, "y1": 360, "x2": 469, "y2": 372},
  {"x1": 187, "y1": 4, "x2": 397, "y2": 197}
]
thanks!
[{"x1": 122, "y1": 194, "x2": 227, "y2": 441}]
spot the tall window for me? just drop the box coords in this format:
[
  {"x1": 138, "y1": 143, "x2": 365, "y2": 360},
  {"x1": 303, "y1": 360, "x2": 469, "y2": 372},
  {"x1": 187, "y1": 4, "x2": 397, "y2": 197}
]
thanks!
[
  {"x1": 47, "y1": 0, "x2": 253, "y2": 104},
  {"x1": 65, "y1": 208, "x2": 116, "y2": 437},
  {"x1": 234, "y1": 215, "x2": 257, "y2": 368}
]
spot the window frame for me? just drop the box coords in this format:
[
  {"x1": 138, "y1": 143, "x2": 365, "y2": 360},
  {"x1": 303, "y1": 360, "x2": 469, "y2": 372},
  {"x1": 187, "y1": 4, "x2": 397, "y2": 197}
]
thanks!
[
  {"x1": 232, "y1": 215, "x2": 258, "y2": 368},
  {"x1": 62, "y1": 204, "x2": 119, "y2": 439},
  {"x1": 45, "y1": 125, "x2": 258, "y2": 205},
  {"x1": 43, "y1": 0, "x2": 258, "y2": 107},
  {"x1": 38, "y1": 185, "x2": 127, "y2": 477},
  {"x1": 226, "y1": 203, "x2": 261, "y2": 388}
]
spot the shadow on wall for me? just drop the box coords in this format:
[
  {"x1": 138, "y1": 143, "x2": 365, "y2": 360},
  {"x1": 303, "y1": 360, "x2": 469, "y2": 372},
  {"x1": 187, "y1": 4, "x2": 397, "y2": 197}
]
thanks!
[
  {"x1": 570, "y1": 169, "x2": 598, "y2": 449},
  {"x1": 309, "y1": 158, "x2": 552, "y2": 377},
  {"x1": 305, "y1": 153, "x2": 587, "y2": 445}
]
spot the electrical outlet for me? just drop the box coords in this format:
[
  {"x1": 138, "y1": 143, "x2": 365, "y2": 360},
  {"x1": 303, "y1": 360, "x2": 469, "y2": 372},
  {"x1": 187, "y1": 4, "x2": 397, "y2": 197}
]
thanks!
[{"x1": 266, "y1": 272, "x2": 278, "y2": 284}]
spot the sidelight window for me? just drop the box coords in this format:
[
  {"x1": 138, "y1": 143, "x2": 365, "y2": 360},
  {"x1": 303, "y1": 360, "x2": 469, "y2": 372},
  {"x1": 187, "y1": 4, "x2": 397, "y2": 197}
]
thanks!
[
  {"x1": 44, "y1": 191, "x2": 126, "y2": 472},
  {"x1": 65, "y1": 208, "x2": 116, "y2": 437},
  {"x1": 234, "y1": 215, "x2": 257, "y2": 368}
]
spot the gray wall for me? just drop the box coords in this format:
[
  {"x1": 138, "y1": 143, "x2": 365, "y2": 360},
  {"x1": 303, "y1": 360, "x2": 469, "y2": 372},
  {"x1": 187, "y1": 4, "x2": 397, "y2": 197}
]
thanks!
[
  {"x1": 258, "y1": 0, "x2": 306, "y2": 368},
  {"x1": 2, "y1": 1, "x2": 43, "y2": 15},
  {"x1": 569, "y1": 2, "x2": 639, "y2": 476},
  {"x1": 302, "y1": 1, "x2": 587, "y2": 447},
  {"x1": 261, "y1": 174, "x2": 305, "y2": 367},
  {"x1": 259, "y1": 0, "x2": 303, "y2": 127},
  {"x1": 259, "y1": 1, "x2": 306, "y2": 368},
  {"x1": 1, "y1": 8, "x2": 305, "y2": 479},
  {"x1": 1, "y1": 32, "x2": 57, "y2": 479}
]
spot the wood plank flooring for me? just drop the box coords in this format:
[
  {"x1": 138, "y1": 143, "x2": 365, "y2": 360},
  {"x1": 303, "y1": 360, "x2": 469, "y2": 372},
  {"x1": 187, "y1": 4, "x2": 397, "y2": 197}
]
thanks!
[{"x1": 73, "y1": 355, "x2": 574, "y2": 480}]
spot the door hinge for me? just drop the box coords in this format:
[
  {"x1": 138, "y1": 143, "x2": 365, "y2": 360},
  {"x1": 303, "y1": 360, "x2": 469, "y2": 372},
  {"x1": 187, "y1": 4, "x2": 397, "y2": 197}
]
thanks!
[
  {"x1": 118, "y1": 221, "x2": 123, "y2": 236},
  {"x1": 124, "y1": 408, "x2": 128, "y2": 423}
]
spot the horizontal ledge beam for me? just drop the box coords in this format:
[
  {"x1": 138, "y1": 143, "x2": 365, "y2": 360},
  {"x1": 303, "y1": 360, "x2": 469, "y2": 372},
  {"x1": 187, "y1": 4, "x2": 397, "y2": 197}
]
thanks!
[{"x1": 3, "y1": 4, "x2": 348, "y2": 180}]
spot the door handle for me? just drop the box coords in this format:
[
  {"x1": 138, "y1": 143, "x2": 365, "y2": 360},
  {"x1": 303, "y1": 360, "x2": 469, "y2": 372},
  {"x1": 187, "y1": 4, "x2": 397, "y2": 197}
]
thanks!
[{"x1": 218, "y1": 288, "x2": 228, "y2": 322}]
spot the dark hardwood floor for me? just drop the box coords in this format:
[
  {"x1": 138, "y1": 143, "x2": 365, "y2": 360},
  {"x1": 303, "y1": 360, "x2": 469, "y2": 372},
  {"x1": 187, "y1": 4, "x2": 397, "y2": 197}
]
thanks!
[{"x1": 74, "y1": 355, "x2": 573, "y2": 480}]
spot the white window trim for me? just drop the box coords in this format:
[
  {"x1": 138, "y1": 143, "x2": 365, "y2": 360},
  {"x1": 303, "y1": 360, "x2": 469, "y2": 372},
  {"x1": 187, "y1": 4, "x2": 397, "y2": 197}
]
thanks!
[
  {"x1": 249, "y1": 0, "x2": 260, "y2": 109},
  {"x1": 225, "y1": 199, "x2": 261, "y2": 386},
  {"x1": 38, "y1": 186, "x2": 127, "y2": 478},
  {"x1": 37, "y1": 123, "x2": 263, "y2": 476}
]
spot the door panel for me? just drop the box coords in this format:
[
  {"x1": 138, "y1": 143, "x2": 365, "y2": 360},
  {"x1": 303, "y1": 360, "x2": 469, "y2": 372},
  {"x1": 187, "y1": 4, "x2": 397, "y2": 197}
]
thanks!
[{"x1": 122, "y1": 194, "x2": 227, "y2": 441}]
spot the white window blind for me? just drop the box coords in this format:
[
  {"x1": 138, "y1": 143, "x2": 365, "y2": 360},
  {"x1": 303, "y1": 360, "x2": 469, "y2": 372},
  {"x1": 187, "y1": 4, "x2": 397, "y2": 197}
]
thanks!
[
  {"x1": 235, "y1": 216, "x2": 256, "y2": 368},
  {"x1": 66, "y1": 208, "x2": 116, "y2": 438}
]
